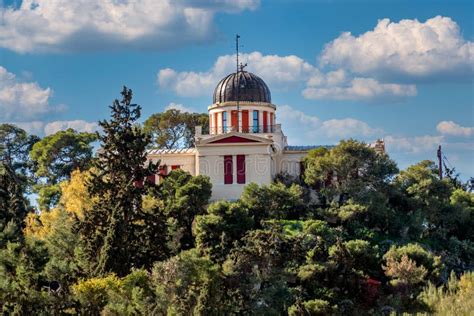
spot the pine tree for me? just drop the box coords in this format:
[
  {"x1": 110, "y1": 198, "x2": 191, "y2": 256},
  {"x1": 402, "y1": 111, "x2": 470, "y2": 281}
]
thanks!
[
  {"x1": 80, "y1": 87, "x2": 165, "y2": 277},
  {"x1": 0, "y1": 162, "x2": 29, "y2": 245}
]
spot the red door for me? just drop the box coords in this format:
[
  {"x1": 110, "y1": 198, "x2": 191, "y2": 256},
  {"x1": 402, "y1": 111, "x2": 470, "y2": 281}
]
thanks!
[
  {"x1": 242, "y1": 110, "x2": 249, "y2": 133},
  {"x1": 236, "y1": 155, "x2": 245, "y2": 184},
  {"x1": 224, "y1": 155, "x2": 233, "y2": 184}
]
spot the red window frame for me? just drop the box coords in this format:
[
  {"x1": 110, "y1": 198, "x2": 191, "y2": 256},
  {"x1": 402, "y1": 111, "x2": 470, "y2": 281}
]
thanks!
[
  {"x1": 263, "y1": 111, "x2": 268, "y2": 132},
  {"x1": 224, "y1": 155, "x2": 233, "y2": 184},
  {"x1": 236, "y1": 155, "x2": 245, "y2": 184},
  {"x1": 231, "y1": 110, "x2": 238, "y2": 130},
  {"x1": 171, "y1": 165, "x2": 180, "y2": 170},
  {"x1": 242, "y1": 110, "x2": 249, "y2": 133}
]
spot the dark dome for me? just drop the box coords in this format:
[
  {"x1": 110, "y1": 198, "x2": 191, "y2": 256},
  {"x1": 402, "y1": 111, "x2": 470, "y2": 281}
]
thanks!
[{"x1": 213, "y1": 71, "x2": 271, "y2": 104}]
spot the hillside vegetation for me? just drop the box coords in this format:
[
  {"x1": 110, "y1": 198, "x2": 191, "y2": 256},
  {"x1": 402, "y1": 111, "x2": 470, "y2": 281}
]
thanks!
[{"x1": 1, "y1": 88, "x2": 473, "y2": 315}]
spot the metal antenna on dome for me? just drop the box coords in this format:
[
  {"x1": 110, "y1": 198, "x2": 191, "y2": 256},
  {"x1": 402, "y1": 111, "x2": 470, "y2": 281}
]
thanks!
[
  {"x1": 236, "y1": 34, "x2": 240, "y2": 75},
  {"x1": 236, "y1": 34, "x2": 241, "y2": 129}
]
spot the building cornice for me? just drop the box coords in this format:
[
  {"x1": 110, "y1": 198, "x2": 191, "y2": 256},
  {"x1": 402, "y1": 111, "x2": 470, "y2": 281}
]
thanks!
[{"x1": 208, "y1": 101, "x2": 276, "y2": 111}]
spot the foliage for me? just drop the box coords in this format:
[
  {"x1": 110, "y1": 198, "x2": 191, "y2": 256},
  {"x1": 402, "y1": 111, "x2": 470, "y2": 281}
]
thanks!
[
  {"x1": 0, "y1": 163, "x2": 29, "y2": 245},
  {"x1": 80, "y1": 87, "x2": 164, "y2": 277},
  {"x1": 144, "y1": 109, "x2": 209, "y2": 149},
  {"x1": 419, "y1": 271, "x2": 474, "y2": 316},
  {"x1": 222, "y1": 229, "x2": 295, "y2": 314},
  {"x1": 288, "y1": 299, "x2": 333, "y2": 316},
  {"x1": 240, "y1": 181, "x2": 305, "y2": 224},
  {"x1": 151, "y1": 249, "x2": 223, "y2": 314},
  {"x1": 154, "y1": 169, "x2": 212, "y2": 254},
  {"x1": 1, "y1": 103, "x2": 473, "y2": 315},
  {"x1": 194, "y1": 200, "x2": 254, "y2": 262},
  {"x1": 304, "y1": 139, "x2": 398, "y2": 205},
  {"x1": 72, "y1": 274, "x2": 122, "y2": 314},
  {"x1": 59, "y1": 169, "x2": 96, "y2": 219},
  {"x1": 0, "y1": 237, "x2": 50, "y2": 314},
  {"x1": 0, "y1": 123, "x2": 39, "y2": 188},
  {"x1": 30, "y1": 128, "x2": 96, "y2": 210},
  {"x1": 383, "y1": 243, "x2": 442, "y2": 287}
]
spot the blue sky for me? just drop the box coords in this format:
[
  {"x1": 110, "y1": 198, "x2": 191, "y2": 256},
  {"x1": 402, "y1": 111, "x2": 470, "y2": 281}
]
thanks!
[{"x1": 1, "y1": 0, "x2": 473, "y2": 178}]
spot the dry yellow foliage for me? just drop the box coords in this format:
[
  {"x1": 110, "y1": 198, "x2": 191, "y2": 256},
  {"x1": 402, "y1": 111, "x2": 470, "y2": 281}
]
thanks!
[
  {"x1": 59, "y1": 169, "x2": 96, "y2": 219},
  {"x1": 24, "y1": 169, "x2": 96, "y2": 239},
  {"x1": 24, "y1": 207, "x2": 66, "y2": 239}
]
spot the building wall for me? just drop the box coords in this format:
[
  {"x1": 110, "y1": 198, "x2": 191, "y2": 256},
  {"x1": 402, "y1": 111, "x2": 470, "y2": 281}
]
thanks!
[
  {"x1": 277, "y1": 151, "x2": 307, "y2": 177},
  {"x1": 148, "y1": 153, "x2": 196, "y2": 176},
  {"x1": 197, "y1": 143, "x2": 273, "y2": 201}
]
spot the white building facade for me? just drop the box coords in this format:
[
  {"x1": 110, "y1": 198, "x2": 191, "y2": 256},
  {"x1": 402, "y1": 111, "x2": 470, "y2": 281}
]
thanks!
[{"x1": 147, "y1": 70, "x2": 384, "y2": 201}]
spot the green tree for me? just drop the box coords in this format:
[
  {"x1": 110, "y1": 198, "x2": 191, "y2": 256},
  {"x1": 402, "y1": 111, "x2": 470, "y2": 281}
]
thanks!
[
  {"x1": 304, "y1": 139, "x2": 398, "y2": 205},
  {"x1": 383, "y1": 243, "x2": 442, "y2": 287},
  {"x1": 0, "y1": 124, "x2": 39, "y2": 182},
  {"x1": 154, "y1": 169, "x2": 212, "y2": 254},
  {"x1": 240, "y1": 182, "x2": 305, "y2": 224},
  {"x1": 80, "y1": 86, "x2": 164, "y2": 277},
  {"x1": 194, "y1": 200, "x2": 254, "y2": 262},
  {"x1": 30, "y1": 128, "x2": 97, "y2": 211},
  {"x1": 151, "y1": 249, "x2": 223, "y2": 314},
  {"x1": 144, "y1": 109, "x2": 209, "y2": 149},
  {"x1": 0, "y1": 237, "x2": 50, "y2": 314},
  {"x1": 393, "y1": 160, "x2": 460, "y2": 240},
  {"x1": 0, "y1": 163, "x2": 29, "y2": 245},
  {"x1": 222, "y1": 228, "x2": 295, "y2": 315}
]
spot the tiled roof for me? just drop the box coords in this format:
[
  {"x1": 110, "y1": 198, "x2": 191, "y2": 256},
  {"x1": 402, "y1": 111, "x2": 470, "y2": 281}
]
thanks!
[
  {"x1": 147, "y1": 148, "x2": 196, "y2": 155},
  {"x1": 284, "y1": 145, "x2": 334, "y2": 152}
]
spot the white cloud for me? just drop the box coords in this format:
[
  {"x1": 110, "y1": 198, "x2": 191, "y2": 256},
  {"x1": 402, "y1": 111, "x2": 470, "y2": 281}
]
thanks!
[
  {"x1": 321, "y1": 118, "x2": 382, "y2": 138},
  {"x1": 303, "y1": 72, "x2": 417, "y2": 101},
  {"x1": 0, "y1": 0, "x2": 259, "y2": 53},
  {"x1": 8, "y1": 120, "x2": 99, "y2": 136},
  {"x1": 0, "y1": 66, "x2": 60, "y2": 121},
  {"x1": 44, "y1": 120, "x2": 99, "y2": 135},
  {"x1": 436, "y1": 121, "x2": 474, "y2": 137},
  {"x1": 277, "y1": 105, "x2": 381, "y2": 144},
  {"x1": 157, "y1": 51, "x2": 316, "y2": 97},
  {"x1": 164, "y1": 102, "x2": 198, "y2": 113},
  {"x1": 10, "y1": 121, "x2": 46, "y2": 136},
  {"x1": 320, "y1": 16, "x2": 474, "y2": 80},
  {"x1": 278, "y1": 105, "x2": 320, "y2": 127},
  {"x1": 159, "y1": 16, "x2": 470, "y2": 102},
  {"x1": 385, "y1": 135, "x2": 444, "y2": 154}
]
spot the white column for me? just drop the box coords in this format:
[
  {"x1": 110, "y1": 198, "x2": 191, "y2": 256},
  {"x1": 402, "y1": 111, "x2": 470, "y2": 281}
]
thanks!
[
  {"x1": 209, "y1": 113, "x2": 214, "y2": 135},
  {"x1": 258, "y1": 110, "x2": 264, "y2": 133},
  {"x1": 217, "y1": 111, "x2": 222, "y2": 134},
  {"x1": 232, "y1": 155, "x2": 237, "y2": 184}
]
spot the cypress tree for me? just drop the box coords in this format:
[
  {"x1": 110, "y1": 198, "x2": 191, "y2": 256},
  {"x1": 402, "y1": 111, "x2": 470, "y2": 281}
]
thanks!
[{"x1": 81, "y1": 87, "x2": 165, "y2": 276}]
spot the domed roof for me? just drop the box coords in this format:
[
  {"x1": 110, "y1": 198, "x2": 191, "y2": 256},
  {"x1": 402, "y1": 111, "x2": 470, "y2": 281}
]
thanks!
[{"x1": 213, "y1": 71, "x2": 271, "y2": 104}]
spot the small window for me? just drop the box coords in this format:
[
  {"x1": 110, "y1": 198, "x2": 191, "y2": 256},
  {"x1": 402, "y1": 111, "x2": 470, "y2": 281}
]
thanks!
[
  {"x1": 222, "y1": 111, "x2": 227, "y2": 132},
  {"x1": 253, "y1": 110, "x2": 259, "y2": 133},
  {"x1": 171, "y1": 165, "x2": 180, "y2": 170},
  {"x1": 159, "y1": 165, "x2": 168, "y2": 176}
]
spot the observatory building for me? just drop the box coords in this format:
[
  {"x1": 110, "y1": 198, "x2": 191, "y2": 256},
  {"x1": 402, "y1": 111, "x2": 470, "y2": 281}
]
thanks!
[{"x1": 147, "y1": 68, "x2": 385, "y2": 201}]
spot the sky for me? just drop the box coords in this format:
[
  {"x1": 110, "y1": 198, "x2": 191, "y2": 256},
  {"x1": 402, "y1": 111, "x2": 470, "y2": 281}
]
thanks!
[{"x1": 1, "y1": 0, "x2": 473, "y2": 178}]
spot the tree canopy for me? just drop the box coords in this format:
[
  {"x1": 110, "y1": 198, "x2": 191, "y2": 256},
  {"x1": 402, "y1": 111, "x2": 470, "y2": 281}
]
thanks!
[
  {"x1": 144, "y1": 109, "x2": 209, "y2": 149},
  {"x1": 0, "y1": 90, "x2": 472, "y2": 314}
]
